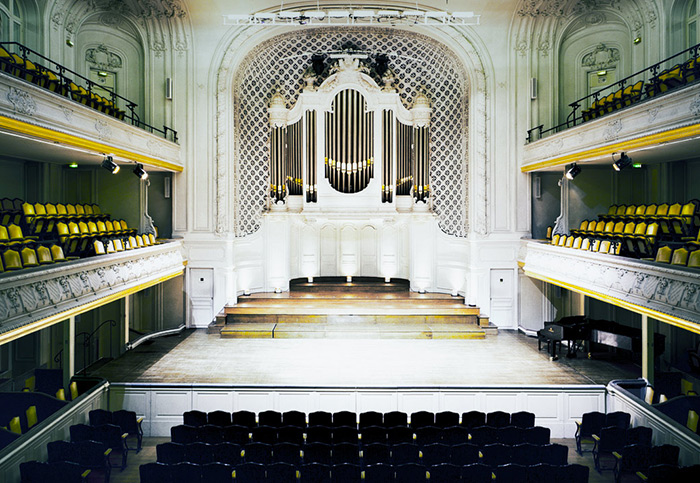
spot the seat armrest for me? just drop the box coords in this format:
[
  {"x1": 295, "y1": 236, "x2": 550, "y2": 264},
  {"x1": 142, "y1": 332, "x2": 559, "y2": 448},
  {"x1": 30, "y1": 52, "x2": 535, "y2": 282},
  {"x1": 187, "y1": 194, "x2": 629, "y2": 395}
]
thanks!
[
  {"x1": 104, "y1": 448, "x2": 113, "y2": 456},
  {"x1": 613, "y1": 451, "x2": 621, "y2": 459},
  {"x1": 636, "y1": 471, "x2": 648, "y2": 481},
  {"x1": 592, "y1": 434, "x2": 600, "y2": 441}
]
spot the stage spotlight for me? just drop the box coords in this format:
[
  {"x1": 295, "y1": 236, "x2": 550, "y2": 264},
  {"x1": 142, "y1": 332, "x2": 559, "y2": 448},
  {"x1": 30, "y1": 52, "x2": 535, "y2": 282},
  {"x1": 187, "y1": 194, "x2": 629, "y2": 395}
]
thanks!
[
  {"x1": 133, "y1": 163, "x2": 148, "y2": 180},
  {"x1": 101, "y1": 156, "x2": 119, "y2": 174},
  {"x1": 613, "y1": 152, "x2": 632, "y2": 171},
  {"x1": 565, "y1": 163, "x2": 581, "y2": 180}
]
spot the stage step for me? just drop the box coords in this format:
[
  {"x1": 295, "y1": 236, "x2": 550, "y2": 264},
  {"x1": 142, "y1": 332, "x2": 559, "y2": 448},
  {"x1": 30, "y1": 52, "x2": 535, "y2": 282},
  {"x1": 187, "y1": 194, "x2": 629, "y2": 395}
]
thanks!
[
  {"x1": 290, "y1": 276, "x2": 410, "y2": 294},
  {"x1": 220, "y1": 321, "x2": 488, "y2": 339}
]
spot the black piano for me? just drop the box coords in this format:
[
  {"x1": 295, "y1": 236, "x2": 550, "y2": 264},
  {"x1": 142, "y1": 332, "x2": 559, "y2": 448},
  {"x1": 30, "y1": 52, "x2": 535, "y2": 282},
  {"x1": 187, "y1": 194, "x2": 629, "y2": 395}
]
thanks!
[{"x1": 537, "y1": 317, "x2": 665, "y2": 361}]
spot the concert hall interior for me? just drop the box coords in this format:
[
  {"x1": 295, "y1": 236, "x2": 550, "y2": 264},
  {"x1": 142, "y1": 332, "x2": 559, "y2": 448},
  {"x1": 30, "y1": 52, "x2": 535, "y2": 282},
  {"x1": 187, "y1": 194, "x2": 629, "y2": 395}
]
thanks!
[{"x1": 1, "y1": 0, "x2": 700, "y2": 481}]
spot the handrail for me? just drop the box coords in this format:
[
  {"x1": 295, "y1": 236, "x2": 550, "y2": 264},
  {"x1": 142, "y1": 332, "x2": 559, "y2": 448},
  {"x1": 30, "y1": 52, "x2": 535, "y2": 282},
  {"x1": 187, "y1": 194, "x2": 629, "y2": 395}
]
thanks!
[
  {"x1": 527, "y1": 41, "x2": 700, "y2": 143},
  {"x1": 0, "y1": 41, "x2": 178, "y2": 144},
  {"x1": 78, "y1": 319, "x2": 117, "y2": 375}
]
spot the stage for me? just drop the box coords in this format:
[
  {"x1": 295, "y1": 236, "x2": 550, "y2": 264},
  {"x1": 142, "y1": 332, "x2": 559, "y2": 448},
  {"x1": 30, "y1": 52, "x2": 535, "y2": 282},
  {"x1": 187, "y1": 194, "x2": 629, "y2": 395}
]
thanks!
[{"x1": 95, "y1": 329, "x2": 639, "y2": 387}]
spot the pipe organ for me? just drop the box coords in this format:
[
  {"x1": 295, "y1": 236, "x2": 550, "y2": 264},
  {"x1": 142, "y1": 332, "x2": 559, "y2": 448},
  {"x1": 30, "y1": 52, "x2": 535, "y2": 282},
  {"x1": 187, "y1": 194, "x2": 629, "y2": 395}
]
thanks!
[{"x1": 268, "y1": 54, "x2": 432, "y2": 211}]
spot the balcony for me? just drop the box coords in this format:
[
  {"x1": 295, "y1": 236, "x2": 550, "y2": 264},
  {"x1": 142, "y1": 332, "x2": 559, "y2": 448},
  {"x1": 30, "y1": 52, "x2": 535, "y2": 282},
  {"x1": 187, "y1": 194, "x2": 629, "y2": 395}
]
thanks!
[
  {"x1": 0, "y1": 241, "x2": 185, "y2": 344},
  {"x1": 518, "y1": 239, "x2": 700, "y2": 331}
]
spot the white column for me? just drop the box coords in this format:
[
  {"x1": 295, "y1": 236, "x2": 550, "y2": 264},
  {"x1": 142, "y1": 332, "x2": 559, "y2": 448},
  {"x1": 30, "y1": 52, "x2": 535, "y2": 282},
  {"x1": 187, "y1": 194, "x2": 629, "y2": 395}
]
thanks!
[
  {"x1": 642, "y1": 314, "x2": 655, "y2": 385},
  {"x1": 123, "y1": 295, "x2": 130, "y2": 346}
]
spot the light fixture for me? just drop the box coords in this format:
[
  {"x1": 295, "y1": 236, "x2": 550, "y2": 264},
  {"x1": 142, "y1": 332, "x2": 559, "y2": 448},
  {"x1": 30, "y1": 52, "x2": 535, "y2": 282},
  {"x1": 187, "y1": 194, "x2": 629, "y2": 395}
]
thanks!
[
  {"x1": 101, "y1": 156, "x2": 119, "y2": 174},
  {"x1": 613, "y1": 152, "x2": 632, "y2": 171},
  {"x1": 632, "y1": 162, "x2": 643, "y2": 169},
  {"x1": 597, "y1": 70, "x2": 607, "y2": 76},
  {"x1": 68, "y1": 162, "x2": 78, "y2": 169},
  {"x1": 97, "y1": 71, "x2": 108, "y2": 77},
  {"x1": 66, "y1": 39, "x2": 74, "y2": 47},
  {"x1": 634, "y1": 37, "x2": 642, "y2": 44},
  {"x1": 133, "y1": 163, "x2": 148, "y2": 180},
  {"x1": 565, "y1": 163, "x2": 581, "y2": 180}
]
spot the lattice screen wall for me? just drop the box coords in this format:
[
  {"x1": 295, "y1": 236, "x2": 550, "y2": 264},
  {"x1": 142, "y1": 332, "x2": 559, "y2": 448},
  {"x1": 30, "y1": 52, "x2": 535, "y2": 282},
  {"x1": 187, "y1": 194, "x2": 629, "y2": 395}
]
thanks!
[{"x1": 233, "y1": 27, "x2": 469, "y2": 237}]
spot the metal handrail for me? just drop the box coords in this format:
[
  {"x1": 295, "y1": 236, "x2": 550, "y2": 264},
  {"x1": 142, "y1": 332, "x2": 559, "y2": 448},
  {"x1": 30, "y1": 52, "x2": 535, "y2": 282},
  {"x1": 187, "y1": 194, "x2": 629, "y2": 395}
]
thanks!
[
  {"x1": 0, "y1": 41, "x2": 178, "y2": 143},
  {"x1": 78, "y1": 319, "x2": 117, "y2": 375},
  {"x1": 526, "y1": 41, "x2": 700, "y2": 143}
]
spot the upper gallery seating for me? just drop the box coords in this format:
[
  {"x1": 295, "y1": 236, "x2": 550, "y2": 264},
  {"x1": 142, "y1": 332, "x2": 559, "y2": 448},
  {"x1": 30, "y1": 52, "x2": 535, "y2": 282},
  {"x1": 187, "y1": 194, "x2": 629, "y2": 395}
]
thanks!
[
  {"x1": 0, "y1": 198, "x2": 158, "y2": 274},
  {"x1": 0, "y1": 41, "x2": 177, "y2": 142},
  {"x1": 548, "y1": 200, "x2": 700, "y2": 268},
  {"x1": 528, "y1": 42, "x2": 700, "y2": 141}
]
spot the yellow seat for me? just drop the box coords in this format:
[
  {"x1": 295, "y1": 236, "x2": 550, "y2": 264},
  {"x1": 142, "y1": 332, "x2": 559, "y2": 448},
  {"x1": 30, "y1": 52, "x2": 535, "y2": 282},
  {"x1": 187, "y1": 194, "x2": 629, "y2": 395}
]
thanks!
[
  {"x1": 20, "y1": 247, "x2": 39, "y2": 267},
  {"x1": 581, "y1": 238, "x2": 591, "y2": 251},
  {"x1": 105, "y1": 240, "x2": 116, "y2": 254},
  {"x1": 70, "y1": 381, "x2": 79, "y2": 400},
  {"x1": 24, "y1": 375, "x2": 35, "y2": 391},
  {"x1": 655, "y1": 246, "x2": 672, "y2": 263},
  {"x1": 558, "y1": 235, "x2": 567, "y2": 247},
  {"x1": 2, "y1": 248, "x2": 22, "y2": 270},
  {"x1": 93, "y1": 240, "x2": 106, "y2": 255},
  {"x1": 8, "y1": 223, "x2": 38, "y2": 244},
  {"x1": 26, "y1": 405, "x2": 38, "y2": 429},
  {"x1": 572, "y1": 237, "x2": 582, "y2": 249},
  {"x1": 148, "y1": 233, "x2": 156, "y2": 245},
  {"x1": 551, "y1": 234, "x2": 560, "y2": 245},
  {"x1": 688, "y1": 250, "x2": 700, "y2": 268},
  {"x1": 688, "y1": 410, "x2": 699, "y2": 433},
  {"x1": 56, "y1": 388, "x2": 66, "y2": 401},
  {"x1": 671, "y1": 247, "x2": 689, "y2": 266},
  {"x1": 136, "y1": 235, "x2": 145, "y2": 248},
  {"x1": 599, "y1": 240, "x2": 611, "y2": 253},
  {"x1": 545, "y1": 226, "x2": 552, "y2": 240},
  {"x1": 113, "y1": 239, "x2": 125, "y2": 252},
  {"x1": 0, "y1": 225, "x2": 9, "y2": 244},
  {"x1": 50, "y1": 244, "x2": 67, "y2": 262},
  {"x1": 9, "y1": 416, "x2": 21, "y2": 435},
  {"x1": 36, "y1": 245, "x2": 53, "y2": 264}
]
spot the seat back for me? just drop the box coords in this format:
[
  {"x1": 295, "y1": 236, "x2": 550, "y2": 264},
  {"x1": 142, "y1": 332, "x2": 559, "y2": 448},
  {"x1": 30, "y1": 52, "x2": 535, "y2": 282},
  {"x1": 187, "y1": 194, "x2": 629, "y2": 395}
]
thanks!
[
  {"x1": 655, "y1": 246, "x2": 672, "y2": 263},
  {"x1": 20, "y1": 247, "x2": 39, "y2": 267},
  {"x1": 688, "y1": 250, "x2": 700, "y2": 268},
  {"x1": 671, "y1": 247, "x2": 689, "y2": 265}
]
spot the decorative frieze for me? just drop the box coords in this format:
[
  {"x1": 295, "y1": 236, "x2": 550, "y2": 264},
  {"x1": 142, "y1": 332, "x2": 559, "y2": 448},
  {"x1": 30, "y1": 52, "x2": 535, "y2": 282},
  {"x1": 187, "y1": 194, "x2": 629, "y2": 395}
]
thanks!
[
  {"x1": 0, "y1": 242, "x2": 185, "y2": 336},
  {"x1": 519, "y1": 240, "x2": 700, "y2": 326}
]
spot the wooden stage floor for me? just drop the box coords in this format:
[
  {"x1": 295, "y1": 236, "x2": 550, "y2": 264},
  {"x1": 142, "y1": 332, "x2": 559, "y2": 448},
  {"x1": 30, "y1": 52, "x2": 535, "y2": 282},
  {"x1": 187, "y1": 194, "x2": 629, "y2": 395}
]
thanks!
[{"x1": 93, "y1": 329, "x2": 640, "y2": 387}]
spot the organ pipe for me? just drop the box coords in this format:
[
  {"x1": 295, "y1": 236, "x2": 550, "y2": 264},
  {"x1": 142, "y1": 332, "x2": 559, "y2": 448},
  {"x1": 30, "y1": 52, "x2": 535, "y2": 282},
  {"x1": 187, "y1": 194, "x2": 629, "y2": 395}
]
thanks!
[
  {"x1": 382, "y1": 110, "x2": 393, "y2": 203},
  {"x1": 396, "y1": 120, "x2": 413, "y2": 196},
  {"x1": 306, "y1": 110, "x2": 317, "y2": 203},
  {"x1": 324, "y1": 89, "x2": 374, "y2": 193}
]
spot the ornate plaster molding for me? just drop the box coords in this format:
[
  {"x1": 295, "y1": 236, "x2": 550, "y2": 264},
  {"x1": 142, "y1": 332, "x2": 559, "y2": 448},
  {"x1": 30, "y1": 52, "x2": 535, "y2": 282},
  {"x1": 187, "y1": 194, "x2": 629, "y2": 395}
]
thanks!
[
  {"x1": 0, "y1": 242, "x2": 185, "y2": 336},
  {"x1": 7, "y1": 87, "x2": 37, "y2": 116},
  {"x1": 520, "y1": 240, "x2": 700, "y2": 326},
  {"x1": 86, "y1": 44, "x2": 123, "y2": 70},
  {"x1": 581, "y1": 43, "x2": 620, "y2": 70}
]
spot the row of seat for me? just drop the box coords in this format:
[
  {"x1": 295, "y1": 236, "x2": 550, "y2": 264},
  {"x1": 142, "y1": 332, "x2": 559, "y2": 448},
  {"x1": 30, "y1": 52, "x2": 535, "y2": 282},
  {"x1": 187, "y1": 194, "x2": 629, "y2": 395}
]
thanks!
[
  {"x1": 19, "y1": 460, "x2": 91, "y2": 483},
  {"x1": 613, "y1": 444, "x2": 682, "y2": 483},
  {"x1": 47, "y1": 439, "x2": 113, "y2": 482},
  {"x1": 88, "y1": 408, "x2": 144, "y2": 453},
  {"x1": 0, "y1": 45, "x2": 127, "y2": 120},
  {"x1": 180, "y1": 409, "x2": 536, "y2": 430},
  {"x1": 170, "y1": 423, "x2": 552, "y2": 447},
  {"x1": 156, "y1": 440, "x2": 568, "y2": 468},
  {"x1": 636, "y1": 462, "x2": 700, "y2": 482},
  {"x1": 68, "y1": 423, "x2": 130, "y2": 470},
  {"x1": 581, "y1": 48, "x2": 700, "y2": 122}
]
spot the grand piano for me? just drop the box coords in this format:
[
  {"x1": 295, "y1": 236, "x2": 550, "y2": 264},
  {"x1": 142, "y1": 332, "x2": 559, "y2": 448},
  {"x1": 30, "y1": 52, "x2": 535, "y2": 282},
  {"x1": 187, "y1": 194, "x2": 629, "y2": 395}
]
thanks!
[{"x1": 538, "y1": 317, "x2": 666, "y2": 361}]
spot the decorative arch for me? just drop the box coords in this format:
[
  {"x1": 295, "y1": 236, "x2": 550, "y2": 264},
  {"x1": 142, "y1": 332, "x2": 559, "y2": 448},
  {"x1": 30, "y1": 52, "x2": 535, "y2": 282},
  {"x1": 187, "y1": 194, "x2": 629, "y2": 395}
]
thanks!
[{"x1": 214, "y1": 25, "x2": 490, "y2": 239}]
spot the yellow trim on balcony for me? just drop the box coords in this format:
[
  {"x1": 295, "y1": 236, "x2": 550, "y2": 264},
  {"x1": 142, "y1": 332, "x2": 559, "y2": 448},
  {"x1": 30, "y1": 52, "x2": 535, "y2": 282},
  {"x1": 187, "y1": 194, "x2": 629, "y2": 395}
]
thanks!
[
  {"x1": 523, "y1": 269, "x2": 700, "y2": 335},
  {"x1": 0, "y1": 268, "x2": 184, "y2": 346},
  {"x1": 521, "y1": 123, "x2": 700, "y2": 173},
  {"x1": 0, "y1": 115, "x2": 183, "y2": 172}
]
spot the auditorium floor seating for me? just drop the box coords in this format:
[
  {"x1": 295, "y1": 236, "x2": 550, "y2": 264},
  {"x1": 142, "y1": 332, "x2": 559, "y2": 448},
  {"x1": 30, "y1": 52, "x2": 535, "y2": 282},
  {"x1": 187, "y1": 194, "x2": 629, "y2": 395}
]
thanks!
[
  {"x1": 93, "y1": 436, "x2": 610, "y2": 483},
  {"x1": 91, "y1": 329, "x2": 640, "y2": 387}
]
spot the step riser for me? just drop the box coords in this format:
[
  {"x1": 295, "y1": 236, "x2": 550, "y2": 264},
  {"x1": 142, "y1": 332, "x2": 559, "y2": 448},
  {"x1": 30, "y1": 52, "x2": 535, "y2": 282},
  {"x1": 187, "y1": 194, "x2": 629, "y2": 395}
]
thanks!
[{"x1": 226, "y1": 314, "x2": 479, "y2": 325}]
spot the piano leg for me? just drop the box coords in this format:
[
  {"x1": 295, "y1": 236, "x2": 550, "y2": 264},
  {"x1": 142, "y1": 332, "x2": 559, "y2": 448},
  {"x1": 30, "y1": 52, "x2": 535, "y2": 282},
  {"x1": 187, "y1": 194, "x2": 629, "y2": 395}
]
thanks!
[
  {"x1": 566, "y1": 339, "x2": 578, "y2": 358},
  {"x1": 550, "y1": 340, "x2": 559, "y2": 361}
]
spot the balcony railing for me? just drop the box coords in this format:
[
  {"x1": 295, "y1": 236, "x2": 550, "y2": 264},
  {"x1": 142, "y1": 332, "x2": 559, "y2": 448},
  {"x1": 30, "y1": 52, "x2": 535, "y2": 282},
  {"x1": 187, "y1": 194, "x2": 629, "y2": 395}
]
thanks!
[
  {"x1": 0, "y1": 41, "x2": 177, "y2": 143},
  {"x1": 527, "y1": 42, "x2": 700, "y2": 143}
]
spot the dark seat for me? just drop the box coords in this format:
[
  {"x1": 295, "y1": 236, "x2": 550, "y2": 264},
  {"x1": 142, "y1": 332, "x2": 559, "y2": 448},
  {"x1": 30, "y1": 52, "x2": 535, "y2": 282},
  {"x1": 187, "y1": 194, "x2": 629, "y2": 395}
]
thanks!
[
  {"x1": 497, "y1": 426, "x2": 526, "y2": 445},
  {"x1": 626, "y1": 426, "x2": 653, "y2": 446},
  {"x1": 468, "y1": 425, "x2": 498, "y2": 446},
  {"x1": 140, "y1": 462, "x2": 171, "y2": 483},
  {"x1": 185, "y1": 442, "x2": 215, "y2": 464},
  {"x1": 391, "y1": 442, "x2": 420, "y2": 465},
  {"x1": 282, "y1": 410, "x2": 307, "y2": 428},
  {"x1": 258, "y1": 410, "x2": 283, "y2": 428},
  {"x1": 510, "y1": 411, "x2": 535, "y2": 428},
  {"x1": 428, "y1": 463, "x2": 461, "y2": 481},
  {"x1": 94, "y1": 423, "x2": 129, "y2": 470},
  {"x1": 303, "y1": 442, "x2": 332, "y2": 465},
  {"x1": 308, "y1": 411, "x2": 333, "y2": 427},
  {"x1": 75, "y1": 440, "x2": 113, "y2": 483},
  {"x1": 386, "y1": 426, "x2": 413, "y2": 444},
  {"x1": 383, "y1": 411, "x2": 408, "y2": 428},
  {"x1": 523, "y1": 426, "x2": 550, "y2": 445},
  {"x1": 494, "y1": 463, "x2": 528, "y2": 483},
  {"x1": 526, "y1": 463, "x2": 557, "y2": 483},
  {"x1": 157, "y1": 442, "x2": 186, "y2": 464},
  {"x1": 89, "y1": 409, "x2": 113, "y2": 427},
  {"x1": 539, "y1": 443, "x2": 568, "y2": 465},
  {"x1": 112, "y1": 410, "x2": 143, "y2": 453},
  {"x1": 461, "y1": 410, "x2": 486, "y2": 430},
  {"x1": 201, "y1": 462, "x2": 232, "y2": 481},
  {"x1": 510, "y1": 443, "x2": 538, "y2": 466},
  {"x1": 207, "y1": 410, "x2": 232, "y2": 427},
  {"x1": 435, "y1": 411, "x2": 459, "y2": 428},
  {"x1": 171, "y1": 462, "x2": 202, "y2": 483},
  {"x1": 332, "y1": 426, "x2": 358, "y2": 444},
  {"x1": 243, "y1": 442, "x2": 273, "y2": 464},
  {"x1": 233, "y1": 462, "x2": 265, "y2": 482},
  {"x1": 69, "y1": 423, "x2": 96, "y2": 443},
  {"x1": 605, "y1": 411, "x2": 631, "y2": 429},
  {"x1": 410, "y1": 411, "x2": 435, "y2": 429},
  {"x1": 277, "y1": 425, "x2": 304, "y2": 444},
  {"x1": 480, "y1": 443, "x2": 512, "y2": 468},
  {"x1": 395, "y1": 462, "x2": 426, "y2": 481},
  {"x1": 362, "y1": 463, "x2": 393, "y2": 482},
  {"x1": 199, "y1": 424, "x2": 224, "y2": 444},
  {"x1": 300, "y1": 462, "x2": 331, "y2": 482},
  {"x1": 332, "y1": 442, "x2": 360, "y2": 465},
  {"x1": 441, "y1": 425, "x2": 470, "y2": 446},
  {"x1": 460, "y1": 463, "x2": 492, "y2": 482},
  {"x1": 361, "y1": 442, "x2": 390, "y2": 466},
  {"x1": 273, "y1": 442, "x2": 302, "y2": 465},
  {"x1": 251, "y1": 425, "x2": 277, "y2": 445},
  {"x1": 212, "y1": 442, "x2": 243, "y2": 466},
  {"x1": 414, "y1": 426, "x2": 442, "y2": 445},
  {"x1": 231, "y1": 410, "x2": 257, "y2": 428},
  {"x1": 183, "y1": 410, "x2": 207, "y2": 427},
  {"x1": 486, "y1": 411, "x2": 510, "y2": 428},
  {"x1": 331, "y1": 462, "x2": 361, "y2": 482},
  {"x1": 613, "y1": 444, "x2": 651, "y2": 483},
  {"x1": 592, "y1": 426, "x2": 628, "y2": 472},
  {"x1": 555, "y1": 464, "x2": 589, "y2": 483},
  {"x1": 649, "y1": 444, "x2": 679, "y2": 466},
  {"x1": 638, "y1": 463, "x2": 681, "y2": 482},
  {"x1": 420, "y1": 443, "x2": 450, "y2": 466},
  {"x1": 332, "y1": 411, "x2": 357, "y2": 428},
  {"x1": 171, "y1": 424, "x2": 199, "y2": 444},
  {"x1": 359, "y1": 411, "x2": 383, "y2": 429},
  {"x1": 268, "y1": 462, "x2": 298, "y2": 481},
  {"x1": 575, "y1": 411, "x2": 605, "y2": 454},
  {"x1": 306, "y1": 425, "x2": 332, "y2": 444}
]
